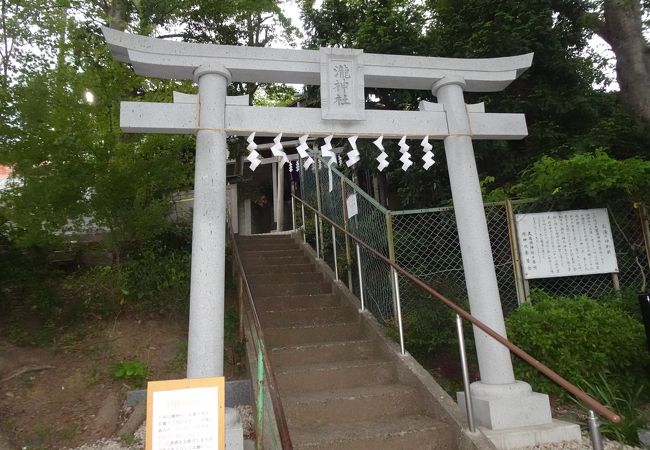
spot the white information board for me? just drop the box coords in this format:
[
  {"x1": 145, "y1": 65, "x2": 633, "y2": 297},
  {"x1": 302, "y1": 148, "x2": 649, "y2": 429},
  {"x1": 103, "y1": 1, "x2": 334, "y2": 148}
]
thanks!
[
  {"x1": 147, "y1": 377, "x2": 225, "y2": 450},
  {"x1": 515, "y1": 208, "x2": 618, "y2": 279},
  {"x1": 346, "y1": 193, "x2": 358, "y2": 219}
]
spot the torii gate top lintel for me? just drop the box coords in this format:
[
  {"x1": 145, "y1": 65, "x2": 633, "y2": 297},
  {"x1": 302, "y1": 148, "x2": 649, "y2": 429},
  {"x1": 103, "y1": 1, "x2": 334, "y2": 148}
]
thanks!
[{"x1": 101, "y1": 27, "x2": 532, "y2": 93}]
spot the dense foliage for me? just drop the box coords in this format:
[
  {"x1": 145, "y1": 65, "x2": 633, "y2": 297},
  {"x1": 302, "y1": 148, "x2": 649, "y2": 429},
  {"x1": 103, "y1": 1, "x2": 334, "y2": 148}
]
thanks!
[
  {"x1": 512, "y1": 149, "x2": 650, "y2": 206},
  {"x1": 506, "y1": 291, "x2": 650, "y2": 400}
]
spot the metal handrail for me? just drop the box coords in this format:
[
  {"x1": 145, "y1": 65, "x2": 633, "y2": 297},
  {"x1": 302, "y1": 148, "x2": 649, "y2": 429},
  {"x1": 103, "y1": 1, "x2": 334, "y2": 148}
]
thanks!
[
  {"x1": 227, "y1": 223, "x2": 294, "y2": 449},
  {"x1": 292, "y1": 192, "x2": 621, "y2": 425}
]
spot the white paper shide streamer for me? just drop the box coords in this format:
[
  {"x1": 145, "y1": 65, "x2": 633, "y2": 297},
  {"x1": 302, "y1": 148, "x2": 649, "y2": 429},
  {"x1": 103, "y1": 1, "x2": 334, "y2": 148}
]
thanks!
[
  {"x1": 346, "y1": 135, "x2": 360, "y2": 167},
  {"x1": 246, "y1": 132, "x2": 261, "y2": 171},
  {"x1": 271, "y1": 133, "x2": 289, "y2": 166},
  {"x1": 297, "y1": 134, "x2": 314, "y2": 170},
  {"x1": 421, "y1": 135, "x2": 435, "y2": 170},
  {"x1": 373, "y1": 136, "x2": 389, "y2": 171},
  {"x1": 398, "y1": 136, "x2": 412, "y2": 171},
  {"x1": 320, "y1": 135, "x2": 336, "y2": 167}
]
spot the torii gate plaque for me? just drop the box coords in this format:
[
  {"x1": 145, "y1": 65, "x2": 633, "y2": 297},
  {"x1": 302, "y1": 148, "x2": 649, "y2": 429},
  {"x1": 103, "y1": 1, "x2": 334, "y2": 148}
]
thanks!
[{"x1": 103, "y1": 28, "x2": 558, "y2": 434}]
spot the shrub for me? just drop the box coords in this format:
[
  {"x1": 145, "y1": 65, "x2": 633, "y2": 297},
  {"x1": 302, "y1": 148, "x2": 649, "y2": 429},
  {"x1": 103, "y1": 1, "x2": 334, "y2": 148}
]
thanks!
[
  {"x1": 393, "y1": 286, "x2": 473, "y2": 358},
  {"x1": 506, "y1": 291, "x2": 650, "y2": 399},
  {"x1": 67, "y1": 228, "x2": 191, "y2": 314},
  {"x1": 111, "y1": 361, "x2": 148, "y2": 388},
  {"x1": 577, "y1": 375, "x2": 647, "y2": 446},
  {"x1": 399, "y1": 296, "x2": 457, "y2": 356}
]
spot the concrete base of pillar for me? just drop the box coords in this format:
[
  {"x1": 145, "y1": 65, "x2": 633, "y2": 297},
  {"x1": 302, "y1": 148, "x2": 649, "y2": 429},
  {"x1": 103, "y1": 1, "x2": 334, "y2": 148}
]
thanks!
[
  {"x1": 457, "y1": 381, "x2": 552, "y2": 430},
  {"x1": 479, "y1": 419, "x2": 582, "y2": 450},
  {"x1": 226, "y1": 407, "x2": 244, "y2": 450}
]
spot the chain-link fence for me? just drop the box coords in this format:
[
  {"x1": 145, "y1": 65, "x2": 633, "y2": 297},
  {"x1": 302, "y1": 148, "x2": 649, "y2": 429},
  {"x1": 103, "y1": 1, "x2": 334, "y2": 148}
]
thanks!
[
  {"x1": 391, "y1": 203, "x2": 520, "y2": 314},
  {"x1": 296, "y1": 152, "x2": 650, "y2": 326},
  {"x1": 298, "y1": 153, "x2": 396, "y2": 324}
]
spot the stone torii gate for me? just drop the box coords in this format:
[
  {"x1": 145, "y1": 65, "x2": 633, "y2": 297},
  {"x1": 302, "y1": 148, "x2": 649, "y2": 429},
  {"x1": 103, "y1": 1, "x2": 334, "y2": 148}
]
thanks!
[{"x1": 102, "y1": 28, "x2": 558, "y2": 436}]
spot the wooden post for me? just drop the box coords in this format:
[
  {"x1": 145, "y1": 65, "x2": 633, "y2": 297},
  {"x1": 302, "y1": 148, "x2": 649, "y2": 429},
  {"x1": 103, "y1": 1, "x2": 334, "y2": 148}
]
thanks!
[{"x1": 506, "y1": 199, "x2": 529, "y2": 305}]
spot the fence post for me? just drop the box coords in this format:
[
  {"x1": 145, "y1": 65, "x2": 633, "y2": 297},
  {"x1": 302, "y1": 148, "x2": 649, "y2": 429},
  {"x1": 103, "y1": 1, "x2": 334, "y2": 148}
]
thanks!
[
  {"x1": 332, "y1": 225, "x2": 339, "y2": 280},
  {"x1": 291, "y1": 194, "x2": 296, "y2": 231},
  {"x1": 313, "y1": 153, "x2": 325, "y2": 256},
  {"x1": 238, "y1": 274, "x2": 245, "y2": 343},
  {"x1": 587, "y1": 410, "x2": 604, "y2": 450},
  {"x1": 341, "y1": 180, "x2": 353, "y2": 289},
  {"x1": 386, "y1": 211, "x2": 399, "y2": 321},
  {"x1": 393, "y1": 269, "x2": 406, "y2": 355},
  {"x1": 301, "y1": 204, "x2": 306, "y2": 243},
  {"x1": 314, "y1": 212, "x2": 320, "y2": 259},
  {"x1": 638, "y1": 203, "x2": 650, "y2": 274},
  {"x1": 506, "y1": 199, "x2": 529, "y2": 305},
  {"x1": 356, "y1": 243, "x2": 366, "y2": 311},
  {"x1": 256, "y1": 346, "x2": 265, "y2": 450},
  {"x1": 611, "y1": 273, "x2": 621, "y2": 292}
]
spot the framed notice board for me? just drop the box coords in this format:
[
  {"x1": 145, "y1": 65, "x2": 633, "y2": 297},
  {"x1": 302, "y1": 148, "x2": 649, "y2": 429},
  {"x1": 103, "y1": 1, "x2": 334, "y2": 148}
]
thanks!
[
  {"x1": 515, "y1": 208, "x2": 618, "y2": 279},
  {"x1": 146, "y1": 377, "x2": 225, "y2": 450}
]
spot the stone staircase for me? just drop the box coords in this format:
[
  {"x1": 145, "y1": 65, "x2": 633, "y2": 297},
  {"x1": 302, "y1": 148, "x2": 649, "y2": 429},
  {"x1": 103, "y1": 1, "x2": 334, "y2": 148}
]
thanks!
[{"x1": 238, "y1": 234, "x2": 463, "y2": 450}]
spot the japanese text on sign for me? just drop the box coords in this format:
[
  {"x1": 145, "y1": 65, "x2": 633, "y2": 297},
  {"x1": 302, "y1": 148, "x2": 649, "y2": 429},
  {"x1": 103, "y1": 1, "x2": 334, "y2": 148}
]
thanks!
[
  {"x1": 332, "y1": 63, "x2": 352, "y2": 106},
  {"x1": 515, "y1": 208, "x2": 618, "y2": 279},
  {"x1": 147, "y1": 378, "x2": 225, "y2": 450},
  {"x1": 319, "y1": 48, "x2": 364, "y2": 121}
]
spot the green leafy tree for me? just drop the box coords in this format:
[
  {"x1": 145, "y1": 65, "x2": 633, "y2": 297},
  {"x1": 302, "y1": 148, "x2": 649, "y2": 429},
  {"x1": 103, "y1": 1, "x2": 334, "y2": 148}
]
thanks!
[
  {"x1": 512, "y1": 149, "x2": 650, "y2": 206},
  {"x1": 581, "y1": 0, "x2": 650, "y2": 128},
  {"x1": 1, "y1": 1, "x2": 297, "y2": 253}
]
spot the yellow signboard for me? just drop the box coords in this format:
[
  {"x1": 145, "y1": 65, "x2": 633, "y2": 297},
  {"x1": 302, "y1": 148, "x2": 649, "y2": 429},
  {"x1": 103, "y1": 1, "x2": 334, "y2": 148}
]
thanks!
[{"x1": 146, "y1": 377, "x2": 225, "y2": 450}]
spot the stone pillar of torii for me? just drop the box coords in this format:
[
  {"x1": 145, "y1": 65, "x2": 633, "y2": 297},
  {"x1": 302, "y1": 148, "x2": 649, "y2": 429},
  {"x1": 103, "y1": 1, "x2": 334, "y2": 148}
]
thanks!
[{"x1": 102, "y1": 28, "x2": 564, "y2": 436}]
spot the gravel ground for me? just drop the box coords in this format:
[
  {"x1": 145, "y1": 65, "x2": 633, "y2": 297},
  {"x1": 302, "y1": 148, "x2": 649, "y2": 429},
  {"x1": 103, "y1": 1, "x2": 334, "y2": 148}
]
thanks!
[
  {"x1": 67, "y1": 406, "x2": 255, "y2": 450},
  {"x1": 67, "y1": 432, "x2": 643, "y2": 450},
  {"x1": 522, "y1": 434, "x2": 644, "y2": 450}
]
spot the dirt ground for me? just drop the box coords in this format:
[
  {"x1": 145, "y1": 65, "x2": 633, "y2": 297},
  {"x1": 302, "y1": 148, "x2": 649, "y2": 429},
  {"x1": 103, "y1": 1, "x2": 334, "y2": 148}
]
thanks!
[{"x1": 0, "y1": 314, "x2": 245, "y2": 449}]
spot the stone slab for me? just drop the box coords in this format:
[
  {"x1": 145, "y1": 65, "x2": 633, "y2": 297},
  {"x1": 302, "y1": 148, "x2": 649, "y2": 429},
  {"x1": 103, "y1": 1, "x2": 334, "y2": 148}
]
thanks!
[
  {"x1": 225, "y1": 407, "x2": 244, "y2": 450},
  {"x1": 125, "y1": 379, "x2": 252, "y2": 408},
  {"x1": 479, "y1": 419, "x2": 581, "y2": 450},
  {"x1": 102, "y1": 27, "x2": 533, "y2": 92},
  {"x1": 458, "y1": 389, "x2": 552, "y2": 430},
  {"x1": 119, "y1": 101, "x2": 528, "y2": 140}
]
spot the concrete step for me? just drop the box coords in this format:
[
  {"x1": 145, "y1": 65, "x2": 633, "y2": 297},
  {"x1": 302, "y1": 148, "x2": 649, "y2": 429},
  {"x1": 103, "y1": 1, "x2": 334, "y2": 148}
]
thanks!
[
  {"x1": 244, "y1": 263, "x2": 315, "y2": 275},
  {"x1": 248, "y1": 272, "x2": 323, "y2": 287},
  {"x1": 264, "y1": 322, "x2": 364, "y2": 347},
  {"x1": 252, "y1": 280, "x2": 331, "y2": 297},
  {"x1": 242, "y1": 248, "x2": 306, "y2": 260},
  {"x1": 270, "y1": 339, "x2": 379, "y2": 367},
  {"x1": 284, "y1": 384, "x2": 423, "y2": 428},
  {"x1": 276, "y1": 359, "x2": 397, "y2": 395},
  {"x1": 238, "y1": 239, "x2": 297, "y2": 251},
  {"x1": 253, "y1": 294, "x2": 340, "y2": 312},
  {"x1": 238, "y1": 234, "x2": 294, "y2": 241},
  {"x1": 244, "y1": 254, "x2": 311, "y2": 267},
  {"x1": 260, "y1": 305, "x2": 354, "y2": 328},
  {"x1": 290, "y1": 415, "x2": 455, "y2": 450}
]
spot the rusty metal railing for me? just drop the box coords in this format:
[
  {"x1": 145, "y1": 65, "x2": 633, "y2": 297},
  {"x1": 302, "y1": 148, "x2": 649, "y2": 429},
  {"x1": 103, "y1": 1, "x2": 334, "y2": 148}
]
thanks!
[
  {"x1": 291, "y1": 192, "x2": 620, "y2": 433},
  {"x1": 227, "y1": 221, "x2": 293, "y2": 450}
]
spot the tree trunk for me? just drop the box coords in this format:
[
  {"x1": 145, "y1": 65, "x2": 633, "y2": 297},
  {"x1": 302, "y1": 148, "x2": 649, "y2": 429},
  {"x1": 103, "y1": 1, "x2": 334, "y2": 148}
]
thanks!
[
  {"x1": 107, "y1": 0, "x2": 128, "y2": 31},
  {"x1": 599, "y1": 0, "x2": 650, "y2": 128}
]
